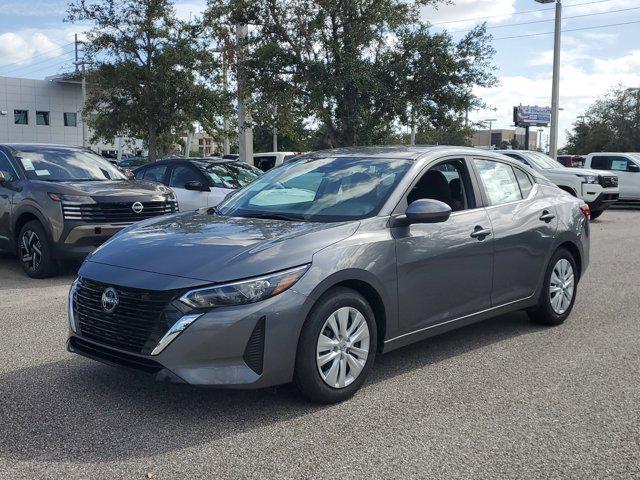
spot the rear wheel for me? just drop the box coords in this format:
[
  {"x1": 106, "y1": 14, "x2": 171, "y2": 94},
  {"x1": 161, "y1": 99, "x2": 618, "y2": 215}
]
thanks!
[
  {"x1": 17, "y1": 220, "x2": 57, "y2": 278},
  {"x1": 528, "y1": 248, "x2": 577, "y2": 326},
  {"x1": 294, "y1": 287, "x2": 377, "y2": 404}
]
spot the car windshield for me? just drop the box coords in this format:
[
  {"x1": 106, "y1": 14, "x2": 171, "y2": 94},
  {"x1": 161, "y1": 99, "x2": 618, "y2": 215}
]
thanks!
[
  {"x1": 197, "y1": 162, "x2": 262, "y2": 189},
  {"x1": 521, "y1": 151, "x2": 564, "y2": 169},
  {"x1": 216, "y1": 156, "x2": 412, "y2": 222},
  {"x1": 14, "y1": 148, "x2": 126, "y2": 181}
]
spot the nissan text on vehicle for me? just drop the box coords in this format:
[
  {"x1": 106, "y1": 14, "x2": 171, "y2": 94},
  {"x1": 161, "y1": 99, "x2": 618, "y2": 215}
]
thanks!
[
  {"x1": 0, "y1": 144, "x2": 177, "y2": 277},
  {"x1": 68, "y1": 147, "x2": 590, "y2": 403}
]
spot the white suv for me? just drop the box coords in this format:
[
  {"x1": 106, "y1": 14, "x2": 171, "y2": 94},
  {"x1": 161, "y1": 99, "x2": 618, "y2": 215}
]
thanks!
[
  {"x1": 583, "y1": 153, "x2": 640, "y2": 202},
  {"x1": 253, "y1": 152, "x2": 304, "y2": 172},
  {"x1": 495, "y1": 150, "x2": 619, "y2": 220}
]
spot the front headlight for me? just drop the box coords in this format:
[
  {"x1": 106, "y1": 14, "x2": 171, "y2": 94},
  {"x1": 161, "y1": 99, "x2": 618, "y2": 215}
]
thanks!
[
  {"x1": 578, "y1": 174, "x2": 599, "y2": 184},
  {"x1": 179, "y1": 264, "x2": 310, "y2": 309}
]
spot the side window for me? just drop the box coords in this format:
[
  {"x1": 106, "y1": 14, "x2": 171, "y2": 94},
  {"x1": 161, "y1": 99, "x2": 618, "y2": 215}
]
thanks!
[
  {"x1": 474, "y1": 159, "x2": 522, "y2": 206},
  {"x1": 513, "y1": 167, "x2": 534, "y2": 198},
  {"x1": 590, "y1": 156, "x2": 612, "y2": 170},
  {"x1": 169, "y1": 165, "x2": 203, "y2": 188},
  {"x1": 0, "y1": 153, "x2": 18, "y2": 182},
  {"x1": 140, "y1": 164, "x2": 168, "y2": 184},
  {"x1": 407, "y1": 159, "x2": 475, "y2": 212},
  {"x1": 503, "y1": 153, "x2": 532, "y2": 168},
  {"x1": 610, "y1": 157, "x2": 632, "y2": 172}
]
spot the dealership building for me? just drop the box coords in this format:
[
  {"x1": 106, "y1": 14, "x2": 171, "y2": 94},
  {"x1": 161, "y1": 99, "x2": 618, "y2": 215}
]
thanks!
[
  {"x1": 471, "y1": 128, "x2": 540, "y2": 151},
  {"x1": 0, "y1": 75, "x2": 142, "y2": 156}
]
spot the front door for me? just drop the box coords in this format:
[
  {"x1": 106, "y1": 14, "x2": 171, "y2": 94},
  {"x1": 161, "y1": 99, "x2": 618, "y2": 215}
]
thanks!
[
  {"x1": 590, "y1": 155, "x2": 640, "y2": 200},
  {"x1": 0, "y1": 152, "x2": 18, "y2": 249},
  {"x1": 394, "y1": 157, "x2": 494, "y2": 333},
  {"x1": 168, "y1": 165, "x2": 210, "y2": 211},
  {"x1": 472, "y1": 157, "x2": 558, "y2": 305}
]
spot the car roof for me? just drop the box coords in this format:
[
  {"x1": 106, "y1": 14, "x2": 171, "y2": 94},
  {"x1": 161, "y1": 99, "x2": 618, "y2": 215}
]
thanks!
[
  {"x1": 300, "y1": 145, "x2": 501, "y2": 161},
  {"x1": 1, "y1": 143, "x2": 87, "y2": 151}
]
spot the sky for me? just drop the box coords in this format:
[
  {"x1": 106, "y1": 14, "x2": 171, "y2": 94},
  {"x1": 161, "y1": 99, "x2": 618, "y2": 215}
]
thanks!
[{"x1": 0, "y1": 0, "x2": 639, "y2": 148}]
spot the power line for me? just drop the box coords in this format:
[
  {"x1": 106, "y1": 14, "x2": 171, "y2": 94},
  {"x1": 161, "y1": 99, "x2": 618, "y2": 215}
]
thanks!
[
  {"x1": 429, "y1": 0, "x2": 615, "y2": 26},
  {"x1": 0, "y1": 41, "x2": 75, "y2": 70},
  {"x1": 448, "y1": 6, "x2": 640, "y2": 34},
  {"x1": 0, "y1": 53, "x2": 76, "y2": 78},
  {"x1": 0, "y1": 48, "x2": 75, "y2": 76},
  {"x1": 493, "y1": 19, "x2": 640, "y2": 40}
]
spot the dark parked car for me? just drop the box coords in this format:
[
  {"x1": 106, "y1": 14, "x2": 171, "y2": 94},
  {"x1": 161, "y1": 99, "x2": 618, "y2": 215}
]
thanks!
[
  {"x1": 117, "y1": 156, "x2": 149, "y2": 169},
  {"x1": 0, "y1": 144, "x2": 177, "y2": 278},
  {"x1": 68, "y1": 146, "x2": 589, "y2": 403}
]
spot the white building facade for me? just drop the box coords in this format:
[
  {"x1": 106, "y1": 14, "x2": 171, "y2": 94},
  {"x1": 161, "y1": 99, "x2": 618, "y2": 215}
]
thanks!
[{"x1": 0, "y1": 75, "x2": 143, "y2": 157}]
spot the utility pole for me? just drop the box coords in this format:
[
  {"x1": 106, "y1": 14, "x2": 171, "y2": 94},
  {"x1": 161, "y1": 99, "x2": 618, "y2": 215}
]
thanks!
[
  {"x1": 236, "y1": 24, "x2": 253, "y2": 164},
  {"x1": 536, "y1": 0, "x2": 562, "y2": 159},
  {"x1": 410, "y1": 106, "x2": 416, "y2": 146},
  {"x1": 272, "y1": 105, "x2": 278, "y2": 152},
  {"x1": 74, "y1": 35, "x2": 89, "y2": 148},
  {"x1": 222, "y1": 56, "x2": 230, "y2": 156}
]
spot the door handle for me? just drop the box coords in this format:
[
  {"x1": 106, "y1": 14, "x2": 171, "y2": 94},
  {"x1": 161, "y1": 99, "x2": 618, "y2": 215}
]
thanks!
[
  {"x1": 539, "y1": 210, "x2": 555, "y2": 223},
  {"x1": 470, "y1": 226, "x2": 491, "y2": 239}
]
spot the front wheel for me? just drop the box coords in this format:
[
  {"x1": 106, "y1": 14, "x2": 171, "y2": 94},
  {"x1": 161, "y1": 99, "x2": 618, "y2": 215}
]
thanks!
[
  {"x1": 528, "y1": 248, "x2": 578, "y2": 326},
  {"x1": 294, "y1": 287, "x2": 377, "y2": 404},
  {"x1": 17, "y1": 220, "x2": 58, "y2": 278}
]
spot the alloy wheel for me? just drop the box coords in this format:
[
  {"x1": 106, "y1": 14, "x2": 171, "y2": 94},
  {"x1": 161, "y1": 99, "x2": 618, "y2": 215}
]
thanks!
[
  {"x1": 316, "y1": 306, "x2": 370, "y2": 388},
  {"x1": 549, "y1": 258, "x2": 574, "y2": 315},
  {"x1": 20, "y1": 230, "x2": 42, "y2": 273}
]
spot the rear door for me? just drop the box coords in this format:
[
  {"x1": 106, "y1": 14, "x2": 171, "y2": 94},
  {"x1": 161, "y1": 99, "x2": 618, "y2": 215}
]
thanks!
[
  {"x1": 394, "y1": 156, "x2": 494, "y2": 333},
  {"x1": 471, "y1": 157, "x2": 558, "y2": 305}
]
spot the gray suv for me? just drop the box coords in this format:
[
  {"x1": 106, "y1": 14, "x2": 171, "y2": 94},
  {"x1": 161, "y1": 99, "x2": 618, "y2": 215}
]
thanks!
[
  {"x1": 67, "y1": 146, "x2": 589, "y2": 403},
  {"x1": 0, "y1": 144, "x2": 177, "y2": 277}
]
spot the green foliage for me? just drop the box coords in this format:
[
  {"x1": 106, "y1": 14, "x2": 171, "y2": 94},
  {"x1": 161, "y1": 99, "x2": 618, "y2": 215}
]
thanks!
[
  {"x1": 206, "y1": 0, "x2": 496, "y2": 149},
  {"x1": 565, "y1": 87, "x2": 640, "y2": 154},
  {"x1": 66, "y1": 0, "x2": 226, "y2": 160}
]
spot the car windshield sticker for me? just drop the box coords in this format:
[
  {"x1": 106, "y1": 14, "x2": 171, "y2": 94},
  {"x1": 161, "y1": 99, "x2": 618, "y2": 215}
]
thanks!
[
  {"x1": 21, "y1": 158, "x2": 35, "y2": 171},
  {"x1": 611, "y1": 160, "x2": 628, "y2": 171},
  {"x1": 35, "y1": 169, "x2": 50, "y2": 176}
]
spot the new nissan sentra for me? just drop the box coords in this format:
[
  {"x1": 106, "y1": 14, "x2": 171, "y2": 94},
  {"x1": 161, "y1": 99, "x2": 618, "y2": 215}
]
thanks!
[{"x1": 67, "y1": 146, "x2": 589, "y2": 403}]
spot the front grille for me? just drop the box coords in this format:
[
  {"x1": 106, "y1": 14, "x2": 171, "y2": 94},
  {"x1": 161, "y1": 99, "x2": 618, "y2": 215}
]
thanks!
[
  {"x1": 600, "y1": 176, "x2": 618, "y2": 188},
  {"x1": 63, "y1": 200, "x2": 177, "y2": 223},
  {"x1": 69, "y1": 336, "x2": 164, "y2": 374},
  {"x1": 73, "y1": 277, "x2": 181, "y2": 354}
]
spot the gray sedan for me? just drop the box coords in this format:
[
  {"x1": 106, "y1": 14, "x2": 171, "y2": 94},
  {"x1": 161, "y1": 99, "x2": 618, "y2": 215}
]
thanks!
[{"x1": 67, "y1": 146, "x2": 590, "y2": 403}]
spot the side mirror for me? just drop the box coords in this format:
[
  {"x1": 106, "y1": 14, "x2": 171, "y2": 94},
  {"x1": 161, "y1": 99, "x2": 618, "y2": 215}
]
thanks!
[
  {"x1": 184, "y1": 180, "x2": 210, "y2": 191},
  {"x1": 0, "y1": 171, "x2": 5, "y2": 184},
  {"x1": 390, "y1": 199, "x2": 452, "y2": 227},
  {"x1": 628, "y1": 164, "x2": 640, "y2": 173}
]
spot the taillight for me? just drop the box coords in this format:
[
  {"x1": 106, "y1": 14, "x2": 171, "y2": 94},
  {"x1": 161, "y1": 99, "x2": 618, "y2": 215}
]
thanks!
[{"x1": 580, "y1": 204, "x2": 590, "y2": 219}]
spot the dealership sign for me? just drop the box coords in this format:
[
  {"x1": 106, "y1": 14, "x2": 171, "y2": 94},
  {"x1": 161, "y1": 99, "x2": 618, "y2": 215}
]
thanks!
[{"x1": 513, "y1": 105, "x2": 551, "y2": 127}]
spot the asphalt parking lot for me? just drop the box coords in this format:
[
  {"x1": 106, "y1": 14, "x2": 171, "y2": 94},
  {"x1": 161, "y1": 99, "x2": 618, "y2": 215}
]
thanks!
[{"x1": 1, "y1": 210, "x2": 639, "y2": 480}]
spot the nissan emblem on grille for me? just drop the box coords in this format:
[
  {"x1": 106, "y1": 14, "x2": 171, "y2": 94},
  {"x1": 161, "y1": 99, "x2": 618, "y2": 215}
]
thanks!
[
  {"x1": 101, "y1": 287, "x2": 119, "y2": 313},
  {"x1": 132, "y1": 202, "x2": 144, "y2": 214}
]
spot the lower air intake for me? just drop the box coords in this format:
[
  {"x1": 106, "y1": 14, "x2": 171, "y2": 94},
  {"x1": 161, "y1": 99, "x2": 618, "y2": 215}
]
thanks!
[{"x1": 243, "y1": 317, "x2": 265, "y2": 375}]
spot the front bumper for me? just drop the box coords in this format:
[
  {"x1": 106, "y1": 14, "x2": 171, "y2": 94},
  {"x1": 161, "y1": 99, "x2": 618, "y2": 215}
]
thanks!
[
  {"x1": 56, "y1": 222, "x2": 133, "y2": 258},
  {"x1": 68, "y1": 281, "x2": 309, "y2": 389},
  {"x1": 586, "y1": 191, "x2": 619, "y2": 211}
]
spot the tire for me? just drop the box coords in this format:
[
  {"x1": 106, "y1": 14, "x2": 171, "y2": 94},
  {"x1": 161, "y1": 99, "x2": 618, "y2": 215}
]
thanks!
[
  {"x1": 528, "y1": 248, "x2": 578, "y2": 326},
  {"x1": 590, "y1": 210, "x2": 603, "y2": 220},
  {"x1": 294, "y1": 287, "x2": 378, "y2": 404},
  {"x1": 17, "y1": 220, "x2": 58, "y2": 278}
]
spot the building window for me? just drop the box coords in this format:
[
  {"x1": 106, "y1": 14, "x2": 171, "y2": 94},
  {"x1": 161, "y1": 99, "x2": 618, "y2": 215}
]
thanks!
[
  {"x1": 64, "y1": 112, "x2": 77, "y2": 127},
  {"x1": 36, "y1": 111, "x2": 50, "y2": 126},
  {"x1": 14, "y1": 110, "x2": 28, "y2": 125}
]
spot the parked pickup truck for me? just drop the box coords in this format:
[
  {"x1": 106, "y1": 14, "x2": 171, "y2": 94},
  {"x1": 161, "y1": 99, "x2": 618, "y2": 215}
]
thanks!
[
  {"x1": 583, "y1": 153, "x2": 640, "y2": 203},
  {"x1": 495, "y1": 150, "x2": 619, "y2": 220}
]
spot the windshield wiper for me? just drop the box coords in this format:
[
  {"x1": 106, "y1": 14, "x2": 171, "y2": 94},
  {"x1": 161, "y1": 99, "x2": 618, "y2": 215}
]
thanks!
[{"x1": 240, "y1": 212, "x2": 307, "y2": 222}]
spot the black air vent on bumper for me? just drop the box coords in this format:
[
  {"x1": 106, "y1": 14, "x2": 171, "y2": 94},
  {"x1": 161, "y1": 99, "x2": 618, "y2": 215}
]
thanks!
[{"x1": 243, "y1": 317, "x2": 265, "y2": 375}]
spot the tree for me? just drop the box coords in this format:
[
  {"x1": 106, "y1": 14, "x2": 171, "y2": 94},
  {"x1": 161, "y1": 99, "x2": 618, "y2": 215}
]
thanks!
[
  {"x1": 565, "y1": 86, "x2": 640, "y2": 154},
  {"x1": 67, "y1": 0, "x2": 225, "y2": 160},
  {"x1": 205, "y1": 0, "x2": 496, "y2": 149}
]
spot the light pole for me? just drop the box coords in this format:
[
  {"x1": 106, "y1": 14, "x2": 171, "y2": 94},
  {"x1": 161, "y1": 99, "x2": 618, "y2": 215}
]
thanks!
[
  {"x1": 536, "y1": 0, "x2": 562, "y2": 159},
  {"x1": 483, "y1": 118, "x2": 497, "y2": 148}
]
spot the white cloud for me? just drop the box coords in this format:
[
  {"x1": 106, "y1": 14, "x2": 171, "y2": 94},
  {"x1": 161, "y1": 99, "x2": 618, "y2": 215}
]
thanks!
[
  {"x1": 421, "y1": 0, "x2": 518, "y2": 29},
  {"x1": 0, "y1": 31, "x2": 65, "y2": 67},
  {"x1": 474, "y1": 46, "x2": 640, "y2": 148}
]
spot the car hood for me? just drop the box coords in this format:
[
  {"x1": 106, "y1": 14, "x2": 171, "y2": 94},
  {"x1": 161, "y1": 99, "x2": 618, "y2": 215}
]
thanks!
[
  {"x1": 542, "y1": 167, "x2": 613, "y2": 177},
  {"x1": 84, "y1": 211, "x2": 359, "y2": 283},
  {"x1": 34, "y1": 179, "x2": 171, "y2": 201}
]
